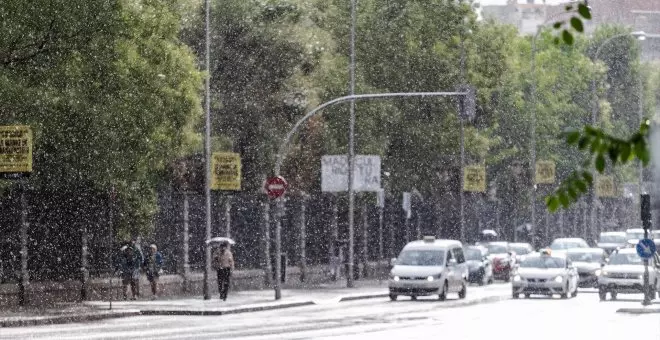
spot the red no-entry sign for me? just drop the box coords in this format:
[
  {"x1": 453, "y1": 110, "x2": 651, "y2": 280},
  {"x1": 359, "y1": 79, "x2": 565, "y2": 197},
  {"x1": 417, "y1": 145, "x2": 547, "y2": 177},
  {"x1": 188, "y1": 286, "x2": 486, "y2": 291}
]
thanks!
[{"x1": 265, "y1": 176, "x2": 288, "y2": 199}]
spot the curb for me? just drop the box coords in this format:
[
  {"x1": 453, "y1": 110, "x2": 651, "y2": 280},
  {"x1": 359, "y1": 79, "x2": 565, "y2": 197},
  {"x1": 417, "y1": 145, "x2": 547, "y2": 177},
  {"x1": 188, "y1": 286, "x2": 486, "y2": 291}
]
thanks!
[
  {"x1": 0, "y1": 311, "x2": 141, "y2": 328},
  {"x1": 139, "y1": 301, "x2": 316, "y2": 316},
  {"x1": 338, "y1": 293, "x2": 389, "y2": 302},
  {"x1": 616, "y1": 308, "x2": 660, "y2": 314}
]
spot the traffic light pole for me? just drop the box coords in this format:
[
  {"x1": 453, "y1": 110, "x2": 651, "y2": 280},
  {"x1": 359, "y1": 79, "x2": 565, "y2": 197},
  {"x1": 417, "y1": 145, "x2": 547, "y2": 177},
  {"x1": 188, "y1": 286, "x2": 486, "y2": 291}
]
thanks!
[
  {"x1": 273, "y1": 91, "x2": 473, "y2": 296},
  {"x1": 641, "y1": 193, "x2": 652, "y2": 306}
]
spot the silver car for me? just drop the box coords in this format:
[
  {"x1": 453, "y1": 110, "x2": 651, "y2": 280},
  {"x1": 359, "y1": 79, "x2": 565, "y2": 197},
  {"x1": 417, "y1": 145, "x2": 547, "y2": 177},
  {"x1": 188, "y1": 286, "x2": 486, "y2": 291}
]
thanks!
[
  {"x1": 598, "y1": 248, "x2": 660, "y2": 301},
  {"x1": 566, "y1": 248, "x2": 607, "y2": 288},
  {"x1": 512, "y1": 251, "x2": 579, "y2": 299}
]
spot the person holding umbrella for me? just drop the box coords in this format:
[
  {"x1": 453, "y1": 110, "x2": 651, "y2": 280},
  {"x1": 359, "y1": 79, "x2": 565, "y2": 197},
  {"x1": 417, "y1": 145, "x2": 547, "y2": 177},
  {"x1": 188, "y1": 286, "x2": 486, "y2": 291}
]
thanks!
[{"x1": 210, "y1": 238, "x2": 235, "y2": 301}]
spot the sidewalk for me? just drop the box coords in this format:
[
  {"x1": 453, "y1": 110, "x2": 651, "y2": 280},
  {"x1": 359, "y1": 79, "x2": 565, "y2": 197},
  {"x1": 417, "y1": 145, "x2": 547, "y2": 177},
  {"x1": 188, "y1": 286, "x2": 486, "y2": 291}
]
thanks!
[
  {"x1": 85, "y1": 279, "x2": 390, "y2": 315},
  {"x1": 0, "y1": 279, "x2": 388, "y2": 327}
]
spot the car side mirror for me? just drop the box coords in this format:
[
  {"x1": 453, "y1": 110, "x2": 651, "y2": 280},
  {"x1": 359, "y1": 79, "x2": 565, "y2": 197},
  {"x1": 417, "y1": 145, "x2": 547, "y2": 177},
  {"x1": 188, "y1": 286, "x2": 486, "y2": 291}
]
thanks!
[
  {"x1": 448, "y1": 258, "x2": 457, "y2": 267},
  {"x1": 390, "y1": 258, "x2": 397, "y2": 266}
]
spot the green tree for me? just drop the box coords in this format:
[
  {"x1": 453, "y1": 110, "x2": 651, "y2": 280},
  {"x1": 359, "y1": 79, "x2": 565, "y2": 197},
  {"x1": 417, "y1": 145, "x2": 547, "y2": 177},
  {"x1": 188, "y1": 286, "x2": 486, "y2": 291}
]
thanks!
[{"x1": 0, "y1": 0, "x2": 202, "y2": 236}]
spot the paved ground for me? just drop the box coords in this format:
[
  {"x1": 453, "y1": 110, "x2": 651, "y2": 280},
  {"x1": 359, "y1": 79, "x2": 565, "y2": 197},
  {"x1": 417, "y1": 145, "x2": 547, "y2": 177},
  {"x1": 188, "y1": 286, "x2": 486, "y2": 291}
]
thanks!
[{"x1": 3, "y1": 286, "x2": 659, "y2": 340}]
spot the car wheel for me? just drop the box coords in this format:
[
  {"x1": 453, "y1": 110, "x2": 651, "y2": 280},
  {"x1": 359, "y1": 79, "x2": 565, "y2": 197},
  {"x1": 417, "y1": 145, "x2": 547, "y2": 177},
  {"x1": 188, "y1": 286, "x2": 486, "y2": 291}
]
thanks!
[
  {"x1": 389, "y1": 294, "x2": 398, "y2": 301},
  {"x1": 598, "y1": 287, "x2": 607, "y2": 301},
  {"x1": 478, "y1": 269, "x2": 486, "y2": 286},
  {"x1": 488, "y1": 277, "x2": 494, "y2": 285},
  {"x1": 610, "y1": 291, "x2": 617, "y2": 300},
  {"x1": 560, "y1": 283, "x2": 569, "y2": 299},
  {"x1": 524, "y1": 293, "x2": 531, "y2": 299},
  {"x1": 438, "y1": 281, "x2": 448, "y2": 301},
  {"x1": 411, "y1": 296, "x2": 417, "y2": 301},
  {"x1": 512, "y1": 291, "x2": 519, "y2": 299},
  {"x1": 571, "y1": 287, "x2": 578, "y2": 298},
  {"x1": 458, "y1": 282, "x2": 467, "y2": 299}
]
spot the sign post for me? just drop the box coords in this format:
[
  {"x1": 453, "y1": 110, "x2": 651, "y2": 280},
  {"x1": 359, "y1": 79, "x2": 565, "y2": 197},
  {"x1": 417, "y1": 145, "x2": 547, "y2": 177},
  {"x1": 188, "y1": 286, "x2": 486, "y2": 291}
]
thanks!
[
  {"x1": 0, "y1": 126, "x2": 33, "y2": 306},
  {"x1": 640, "y1": 193, "x2": 653, "y2": 306},
  {"x1": 265, "y1": 176, "x2": 288, "y2": 300},
  {"x1": 403, "y1": 192, "x2": 411, "y2": 242}
]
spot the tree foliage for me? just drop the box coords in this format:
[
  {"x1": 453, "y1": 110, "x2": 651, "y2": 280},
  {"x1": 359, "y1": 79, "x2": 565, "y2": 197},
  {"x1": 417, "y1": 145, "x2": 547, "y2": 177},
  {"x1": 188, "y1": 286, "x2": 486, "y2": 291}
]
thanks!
[{"x1": 0, "y1": 0, "x2": 202, "y2": 235}]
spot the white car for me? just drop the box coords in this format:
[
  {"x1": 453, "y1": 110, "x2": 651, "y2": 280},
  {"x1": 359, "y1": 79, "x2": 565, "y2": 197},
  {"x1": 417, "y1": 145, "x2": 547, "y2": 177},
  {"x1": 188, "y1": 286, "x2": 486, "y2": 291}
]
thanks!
[
  {"x1": 625, "y1": 228, "x2": 648, "y2": 248},
  {"x1": 512, "y1": 250, "x2": 579, "y2": 299},
  {"x1": 598, "y1": 248, "x2": 660, "y2": 301},
  {"x1": 389, "y1": 237, "x2": 468, "y2": 301},
  {"x1": 549, "y1": 238, "x2": 590, "y2": 252},
  {"x1": 597, "y1": 231, "x2": 627, "y2": 254}
]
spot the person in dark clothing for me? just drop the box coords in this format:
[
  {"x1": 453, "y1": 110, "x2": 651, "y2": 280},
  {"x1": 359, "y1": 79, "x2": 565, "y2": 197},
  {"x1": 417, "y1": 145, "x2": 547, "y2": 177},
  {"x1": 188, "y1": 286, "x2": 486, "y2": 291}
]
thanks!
[
  {"x1": 117, "y1": 245, "x2": 141, "y2": 300},
  {"x1": 212, "y1": 242, "x2": 234, "y2": 301}
]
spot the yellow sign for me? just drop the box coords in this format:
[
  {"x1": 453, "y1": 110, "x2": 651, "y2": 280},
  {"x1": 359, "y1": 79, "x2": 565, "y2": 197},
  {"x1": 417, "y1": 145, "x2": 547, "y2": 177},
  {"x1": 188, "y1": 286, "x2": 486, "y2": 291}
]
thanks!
[
  {"x1": 211, "y1": 152, "x2": 241, "y2": 191},
  {"x1": 0, "y1": 126, "x2": 32, "y2": 178},
  {"x1": 596, "y1": 176, "x2": 615, "y2": 197},
  {"x1": 464, "y1": 165, "x2": 486, "y2": 192},
  {"x1": 535, "y1": 161, "x2": 556, "y2": 184}
]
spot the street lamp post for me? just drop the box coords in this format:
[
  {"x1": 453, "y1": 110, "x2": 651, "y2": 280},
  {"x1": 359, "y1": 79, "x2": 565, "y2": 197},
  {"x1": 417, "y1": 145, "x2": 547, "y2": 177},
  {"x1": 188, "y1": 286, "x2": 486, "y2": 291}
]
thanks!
[
  {"x1": 347, "y1": 0, "x2": 357, "y2": 289},
  {"x1": 589, "y1": 31, "x2": 646, "y2": 242},
  {"x1": 202, "y1": 0, "x2": 213, "y2": 300},
  {"x1": 528, "y1": 6, "x2": 590, "y2": 246}
]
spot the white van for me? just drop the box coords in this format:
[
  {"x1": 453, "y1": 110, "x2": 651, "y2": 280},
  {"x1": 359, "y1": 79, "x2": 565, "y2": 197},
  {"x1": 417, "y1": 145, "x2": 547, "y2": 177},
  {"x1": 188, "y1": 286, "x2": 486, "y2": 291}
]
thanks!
[{"x1": 388, "y1": 237, "x2": 468, "y2": 301}]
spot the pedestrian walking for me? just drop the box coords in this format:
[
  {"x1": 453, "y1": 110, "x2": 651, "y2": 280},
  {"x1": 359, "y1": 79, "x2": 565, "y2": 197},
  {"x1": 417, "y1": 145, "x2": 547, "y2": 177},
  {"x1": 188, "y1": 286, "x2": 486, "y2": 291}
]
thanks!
[
  {"x1": 117, "y1": 245, "x2": 141, "y2": 300},
  {"x1": 143, "y1": 244, "x2": 163, "y2": 299},
  {"x1": 212, "y1": 241, "x2": 234, "y2": 301}
]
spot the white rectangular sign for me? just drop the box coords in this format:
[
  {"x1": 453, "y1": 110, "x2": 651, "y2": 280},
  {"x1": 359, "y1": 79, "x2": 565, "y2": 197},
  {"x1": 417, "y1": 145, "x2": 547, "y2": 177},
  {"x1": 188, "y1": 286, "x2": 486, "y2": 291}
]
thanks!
[{"x1": 321, "y1": 155, "x2": 381, "y2": 192}]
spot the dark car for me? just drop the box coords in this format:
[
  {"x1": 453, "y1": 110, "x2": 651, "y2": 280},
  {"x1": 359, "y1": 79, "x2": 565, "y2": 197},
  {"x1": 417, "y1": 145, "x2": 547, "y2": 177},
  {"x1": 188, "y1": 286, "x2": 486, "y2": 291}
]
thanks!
[
  {"x1": 566, "y1": 248, "x2": 607, "y2": 288},
  {"x1": 486, "y1": 242, "x2": 515, "y2": 282},
  {"x1": 465, "y1": 246, "x2": 493, "y2": 285}
]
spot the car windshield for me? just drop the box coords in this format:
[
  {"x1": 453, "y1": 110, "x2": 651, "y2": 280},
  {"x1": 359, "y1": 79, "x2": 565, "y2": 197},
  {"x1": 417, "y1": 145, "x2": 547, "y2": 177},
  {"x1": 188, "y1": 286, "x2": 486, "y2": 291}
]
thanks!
[
  {"x1": 486, "y1": 244, "x2": 508, "y2": 254},
  {"x1": 626, "y1": 232, "x2": 645, "y2": 240},
  {"x1": 510, "y1": 246, "x2": 531, "y2": 255},
  {"x1": 550, "y1": 241, "x2": 585, "y2": 250},
  {"x1": 599, "y1": 235, "x2": 627, "y2": 243},
  {"x1": 609, "y1": 253, "x2": 644, "y2": 265},
  {"x1": 520, "y1": 256, "x2": 566, "y2": 269},
  {"x1": 465, "y1": 248, "x2": 483, "y2": 261},
  {"x1": 396, "y1": 250, "x2": 445, "y2": 266},
  {"x1": 567, "y1": 252, "x2": 601, "y2": 263}
]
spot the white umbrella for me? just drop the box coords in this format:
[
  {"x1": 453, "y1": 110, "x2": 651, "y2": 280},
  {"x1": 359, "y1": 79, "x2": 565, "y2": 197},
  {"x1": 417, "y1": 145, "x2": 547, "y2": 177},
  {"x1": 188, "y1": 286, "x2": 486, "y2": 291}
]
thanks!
[
  {"x1": 481, "y1": 229, "x2": 498, "y2": 237},
  {"x1": 206, "y1": 237, "x2": 236, "y2": 245}
]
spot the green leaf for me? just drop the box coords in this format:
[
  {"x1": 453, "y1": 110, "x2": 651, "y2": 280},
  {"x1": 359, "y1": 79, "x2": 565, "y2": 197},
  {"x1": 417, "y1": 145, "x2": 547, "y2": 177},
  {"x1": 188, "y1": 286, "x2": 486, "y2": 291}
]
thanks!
[
  {"x1": 608, "y1": 146, "x2": 618, "y2": 163},
  {"x1": 566, "y1": 129, "x2": 580, "y2": 144},
  {"x1": 634, "y1": 140, "x2": 646, "y2": 160},
  {"x1": 582, "y1": 172, "x2": 593, "y2": 184},
  {"x1": 578, "y1": 3, "x2": 592, "y2": 19},
  {"x1": 559, "y1": 192, "x2": 570, "y2": 208},
  {"x1": 595, "y1": 154, "x2": 606, "y2": 173},
  {"x1": 620, "y1": 144, "x2": 631, "y2": 162},
  {"x1": 567, "y1": 187, "x2": 578, "y2": 200},
  {"x1": 553, "y1": 22, "x2": 562, "y2": 29},
  {"x1": 575, "y1": 179, "x2": 587, "y2": 192},
  {"x1": 547, "y1": 196, "x2": 560, "y2": 212},
  {"x1": 553, "y1": 37, "x2": 561, "y2": 45},
  {"x1": 570, "y1": 17, "x2": 584, "y2": 32},
  {"x1": 562, "y1": 30, "x2": 574, "y2": 45},
  {"x1": 578, "y1": 136, "x2": 589, "y2": 150}
]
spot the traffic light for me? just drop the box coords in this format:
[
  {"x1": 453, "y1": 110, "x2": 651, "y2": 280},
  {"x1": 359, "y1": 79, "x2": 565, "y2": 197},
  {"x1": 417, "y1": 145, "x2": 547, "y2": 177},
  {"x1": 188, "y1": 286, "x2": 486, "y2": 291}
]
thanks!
[{"x1": 457, "y1": 84, "x2": 476, "y2": 121}]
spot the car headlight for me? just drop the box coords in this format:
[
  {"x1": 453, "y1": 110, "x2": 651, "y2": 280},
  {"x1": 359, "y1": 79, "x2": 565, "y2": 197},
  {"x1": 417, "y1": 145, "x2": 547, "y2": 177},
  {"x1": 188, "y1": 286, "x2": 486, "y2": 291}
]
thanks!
[
  {"x1": 638, "y1": 275, "x2": 644, "y2": 280},
  {"x1": 554, "y1": 276, "x2": 563, "y2": 283},
  {"x1": 594, "y1": 269, "x2": 602, "y2": 276},
  {"x1": 393, "y1": 276, "x2": 400, "y2": 282},
  {"x1": 601, "y1": 270, "x2": 608, "y2": 277},
  {"x1": 427, "y1": 276, "x2": 434, "y2": 282},
  {"x1": 513, "y1": 275, "x2": 522, "y2": 282}
]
